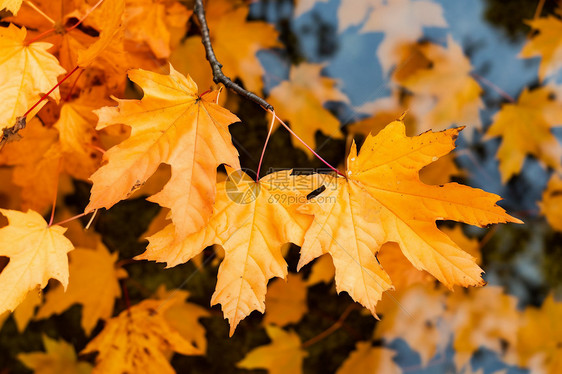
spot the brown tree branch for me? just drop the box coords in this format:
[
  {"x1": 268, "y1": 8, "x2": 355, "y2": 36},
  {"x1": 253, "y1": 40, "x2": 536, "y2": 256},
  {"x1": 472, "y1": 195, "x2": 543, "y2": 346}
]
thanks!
[{"x1": 193, "y1": 0, "x2": 274, "y2": 111}]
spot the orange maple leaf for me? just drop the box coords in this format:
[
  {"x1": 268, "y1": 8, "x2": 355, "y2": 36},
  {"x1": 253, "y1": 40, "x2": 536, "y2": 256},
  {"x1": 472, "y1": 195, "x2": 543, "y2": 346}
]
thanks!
[
  {"x1": 237, "y1": 325, "x2": 307, "y2": 374},
  {"x1": 86, "y1": 65, "x2": 240, "y2": 240},
  {"x1": 486, "y1": 86, "x2": 562, "y2": 182},
  {"x1": 82, "y1": 298, "x2": 202, "y2": 374},
  {"x1": 267, "y1": 63, "x2": 348, "y2": 155},
  {"x1": 18, "y1": 335, "x2": 92, "y2": 374},
  {"x1": 124, "y1": 0, "x2": 192, "y2": 59},
  {"x1": 540, "y1": 173, "x2": 562, "y2": 232},
  {"x1": 76, "y1": 0, "x2": 125, "y2": 68},
  {"x1": 393, "y1": 37, "x2": 483, "y2": 132},
  {"x1": 0, "y1": 24, "x2": 66, "y2": 128},
  {"x1": 521, "y1": 9, "x2": 562, "y2": 82},
  {"x1": 298, "y1": 119, "x2": 521, "y2": 316},
  {"x1": 0, "y1": 0, "x2": 22, "y2": 14},
  {"x1": 0, "y1": 209, "x2": 74, "y2": 314},
  {"x1": 36, "y1": 244, "x2": 127, "y2": 336},
  {"x1": 136, "y1": 168, "x2": 318, "y2": 334},
  {"x1": 171, "y1": 0, "x2": 280, "y2": 93},
  {"x1": 360, "y1": 0, "x2": 447, "y2": 73},
  {"x1": 336, "y1": 342, "x2": 401, "y2": 374}
]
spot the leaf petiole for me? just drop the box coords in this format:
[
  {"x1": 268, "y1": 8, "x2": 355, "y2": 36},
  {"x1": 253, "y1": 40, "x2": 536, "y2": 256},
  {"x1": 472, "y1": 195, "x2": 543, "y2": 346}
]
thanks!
[
  {"x1": 256, "y1": 111, "x2": 276, "y2": 182},
  {"x1": 271, "y1": 110, "x2": 346, "y2": 178}
]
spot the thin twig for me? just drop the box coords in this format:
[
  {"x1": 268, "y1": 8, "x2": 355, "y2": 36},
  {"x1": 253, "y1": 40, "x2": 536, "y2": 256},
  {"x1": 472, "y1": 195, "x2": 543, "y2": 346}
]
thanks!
[
  {"x1": 533, "y1": 0, "x2": 546, "y2": 20},
  {"x1": 193, "y1": 0, "x2": 273, "y2": 111},
  {"x1": 256, "y1": 111, "x2": 276, "y2": 181},
  {"x1": 302, "y1": 304, "x2": 357, "y2": 348},
  {"x1": 66, "y1": 0, "x2": 105, "y2": 32},
  {"x1": 470, "y1": 72, "x2": 515, "y2": 103},
  {"x1": 0, "y1": 66, "x2": 80, "y2": 150},
  {"x1": 274, "y1": 112, "x2": 346, "y2": 177}
]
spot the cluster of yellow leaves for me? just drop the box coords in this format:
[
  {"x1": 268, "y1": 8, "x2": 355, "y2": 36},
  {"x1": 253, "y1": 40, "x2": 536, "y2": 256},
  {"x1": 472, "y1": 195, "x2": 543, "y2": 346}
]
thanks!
[
  {"x1": 3, "y1": 0, "x2": 562, "y2": 372},
  {"x1": 235, "y1": 275, "x2": 562, "y2": 374},
  {"x1": 0, "y1": 43, "x2": 520, "y2": 372}
]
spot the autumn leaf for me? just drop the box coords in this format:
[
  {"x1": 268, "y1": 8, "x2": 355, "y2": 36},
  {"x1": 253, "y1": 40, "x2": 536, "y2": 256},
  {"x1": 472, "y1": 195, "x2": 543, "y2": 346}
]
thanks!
[
  {"x1": 375, "y1": 285, "x2": 448, "y2": 366},
  {"x1": 82, "y1": 299, "x2": 202, "y2": 374},
  {"x1": 520, "y1": 9, "x2": 562, "y2": 82},
  {"x1": 540, "y1": 173, "x2": 562, "y2": 232},
  {"x1": 0, "y1": 118, "x2": 62, "y2": 212},
  {"x1": 298, "y1": 119, "x2": 520, "y2": 317},
  {"x1": 36, "y1": 244, "x2": 127, "y2": 336},
  {"x1": 268, "y1": 63, "x2": 348, "y2": 155},
  {"x1": 347, "y1": 93, "x2": 416, "y2": 138},
  {"x1": 360, "y1": 0, "x2": 447, "y2": 73},
  {"x1": 0, "y1": 287, "x2": 41, "y2": 332},
  {"x1": 154, "y1": 286, "x2": 210, "y2": 353},
  {"x1": 76, "y1": 0, "x2": 125, "y2": 68},
  {"x1": 445, "y1": 286, "x2": 519, "y2": 370},
  {"x1": 264, "y1": 273, "x2": 308, "y2": 327},
  {"x1": 0, "y1": 24, "x2": 66, "y2": 128},
  {"x1": 54, "y1": 86, "x2": 109, "y2": 181},
  {"x1": 171, "y1": 0, "x2": 280, "y2": 93},
  {"x1": 237, "y1": 325, "x2": 307, "y2": 374},
  {"x1": 486, "y1": 86, "x2": 562, "y2": 182},
  {"x1": 18, "y1": 335, "x2": 92, "y2": 374},
  {"x1": 336, "y1": 342, "x2": 401, "y2": 374},
  {"x1": 123, "y1": 0, "x2": 191, "y2": 59},
  {"x1": 86, "y1": 65, "x2": 240, "y2": 240},
  {"x1": 0, "y1": 0, "x2": 22, "y2": 14},
  {"x1": 377, "y1": 242, "x2": 433, "y2": 290},
  {"x1": 517, "y1": 294, "x2": 562, "y2": 374},
  {"x1": 305, "y1": 254, "x2": 335, "y2": 286},
  {"x1": 393, "y1": 37, "x2": 483, "y2": 132},
  {"x1": 136, "y1": 168, "x2": 318, "y2": 334},
  {"x1": 0, "y1": 209, "x2": 74, "y2": 314}
]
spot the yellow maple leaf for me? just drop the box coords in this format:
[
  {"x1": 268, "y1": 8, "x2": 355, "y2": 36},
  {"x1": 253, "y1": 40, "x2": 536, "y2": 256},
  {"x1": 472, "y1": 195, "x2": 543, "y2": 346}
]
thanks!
[
  {"x1": 77, "y1": 0, "x2": 125, "y2": 67},
  {"x1": 82, "y1": 299, "x2": 201, "y2": 374},
  {"x1": 445, "y1": 286, "x2": 519, "y2": 371},
  {"x1": 486, "y1": 86, "x2": 562, "y2": 182},
  {"x1": 517, "y1": 294, "x2": 562, "y2": 374},
  {"x1": 375, "y1": 285, "x2": 448, "y2": 366},
  {"x1": 154, "y1": 286, "x2": 210, "y2": 353},
  {"x1": 360, "y1": 0, "x2": 447, "y2": 72},
  {"x1": 54, "y1": 86, "x2": 108, "y2": 181},
  {"x1": 336, "y1": 342, "x2": 401, "y2": 374},
  {"x1": 298, "y1": 119, "x2": 520, "y2": 316},
  {"x1": 171, "y1": 0, "x2": 280, "y2": 93},
  {"x1": 393, "y1": 37, "x2": 483, "y2": 132},
  {"x1": 0, "y1": 118, "x2": 62, "y2": 212},
  {"x1": 19, "y1": 335, "x2": 92, "y2": 374},
  {"x1": 377, "y1": 242, "x2": 433, "y2": 290},
  {"x1": 0, "y1": 24, "x2": 66, "y2": 128},
  {"x1": 136, "y1": 168, "x2": 318, "y2": 334},
  {"x1": 36, "y1": 244, "x2": 127, "y2": 336},
  {"x1": 0, "y1": 0, "x2": 22, "y2": 14},
  {"x1": 540, "y1": 173, "x2": 562, "y2": 232},
  {"x1": 86, "y1": 65, "x2": 240, "y2": 240},
  {"x1": 305, "y1": 254, "x2": 335, "y2": 286},
  {"x1": 237, "y1": 325, "x2": 307, "y2": 374},
  {"x1": 521, "y1": 9, "x2": 562, "y2": 82},
  {"x1": 124, "y1": 0, "x2": 191, "y2": 59},
  {"x1": 0, "y1": 209, "x2": 74, "y2": 314},
  {"x1": 264, "y1": 273, "x2": 308, "y2": 327},
  {"x1": 347, "y1": 92, "x2": 417, "y2": 138},
  {"x1": 0, "y1": 287, "x2": 41, "y2": 332},
  {"x1": 268, "y1": 63, "x2": 348, "y2": 155}
]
